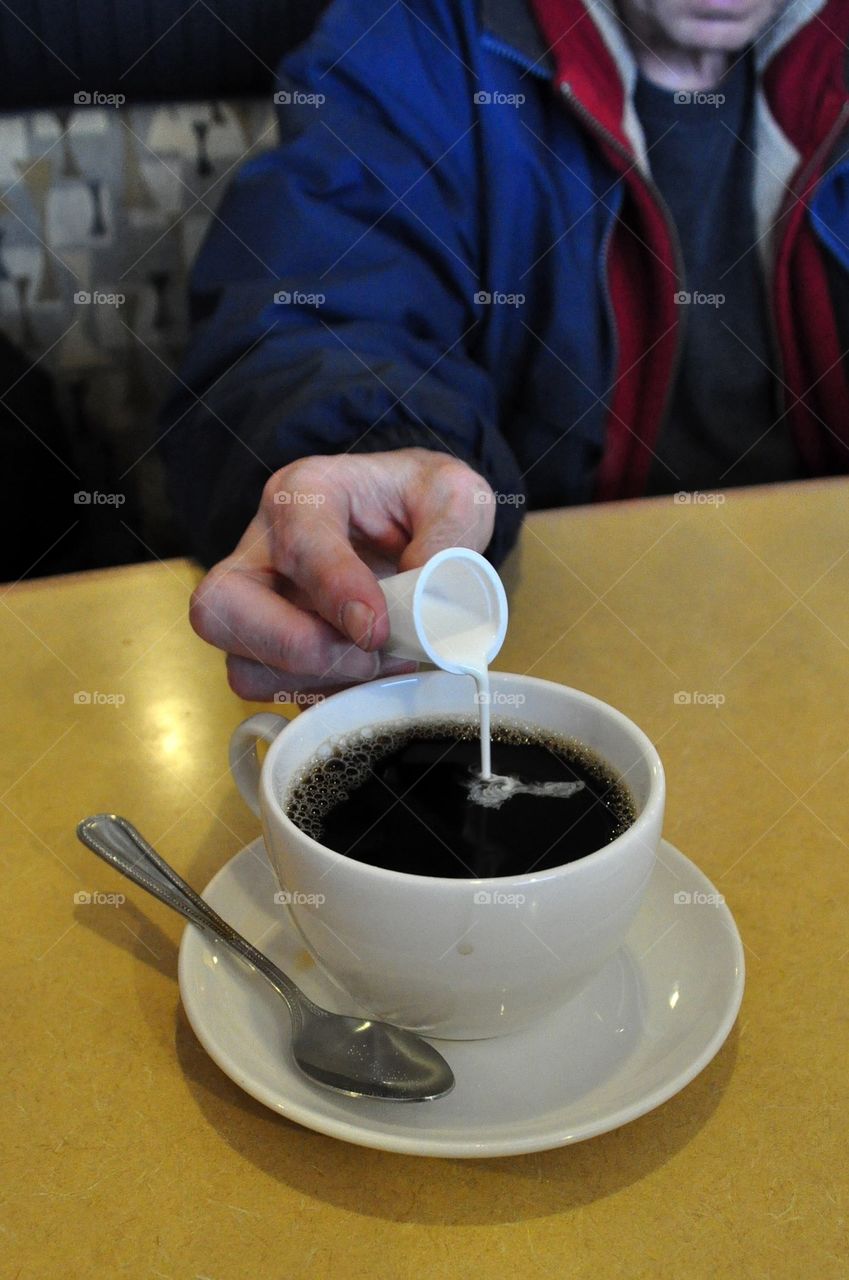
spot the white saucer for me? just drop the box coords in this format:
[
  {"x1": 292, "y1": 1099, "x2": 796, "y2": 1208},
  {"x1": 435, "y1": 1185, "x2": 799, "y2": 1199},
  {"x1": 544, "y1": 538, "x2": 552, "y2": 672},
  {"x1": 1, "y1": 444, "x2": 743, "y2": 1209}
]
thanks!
[{"x1": 178, "y1": 839, "x2": 744, "y2": 1158}]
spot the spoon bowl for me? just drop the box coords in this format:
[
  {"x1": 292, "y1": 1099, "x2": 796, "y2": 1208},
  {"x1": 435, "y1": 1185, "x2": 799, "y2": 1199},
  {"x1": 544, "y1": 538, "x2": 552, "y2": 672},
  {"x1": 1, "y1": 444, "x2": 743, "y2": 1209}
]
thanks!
[{"x1": 76, "y1": 815, "x2": 454, "y2": 1103}]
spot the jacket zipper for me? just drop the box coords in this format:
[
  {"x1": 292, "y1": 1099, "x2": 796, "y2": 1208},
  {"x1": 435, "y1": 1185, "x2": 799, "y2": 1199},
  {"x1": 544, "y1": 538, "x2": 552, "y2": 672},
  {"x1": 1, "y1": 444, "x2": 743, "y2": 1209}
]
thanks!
[
  {"x1": 480, "y1": 33, "x2": 551, "y2": 80},
  {"x1": 597, "y1": 206, "x2": 619, "y2": 432}
]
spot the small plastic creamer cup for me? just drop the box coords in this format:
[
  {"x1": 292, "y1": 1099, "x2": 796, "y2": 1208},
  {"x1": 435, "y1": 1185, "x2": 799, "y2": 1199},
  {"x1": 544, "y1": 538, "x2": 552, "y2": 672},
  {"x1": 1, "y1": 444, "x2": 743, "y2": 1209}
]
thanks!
[{"x1": 378, "y1": 547, "x2": 509, "y2": 670}]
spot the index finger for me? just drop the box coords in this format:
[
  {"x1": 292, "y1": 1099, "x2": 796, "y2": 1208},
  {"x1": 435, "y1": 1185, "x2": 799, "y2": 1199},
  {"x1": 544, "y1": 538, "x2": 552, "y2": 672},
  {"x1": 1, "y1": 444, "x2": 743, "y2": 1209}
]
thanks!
[
  {"x1": 269, "y1": 483, "x2": 391, "y2": 652},
  {"x1": 191, "y1": 564, "x2": 391, "y2": 682}
]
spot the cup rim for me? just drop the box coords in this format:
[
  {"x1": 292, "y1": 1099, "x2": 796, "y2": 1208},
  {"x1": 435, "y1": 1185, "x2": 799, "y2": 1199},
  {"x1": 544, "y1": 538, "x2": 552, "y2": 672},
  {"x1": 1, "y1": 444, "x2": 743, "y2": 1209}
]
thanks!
[{"x1": 259, "y1": 671, "x2": 665, "y2": 888}]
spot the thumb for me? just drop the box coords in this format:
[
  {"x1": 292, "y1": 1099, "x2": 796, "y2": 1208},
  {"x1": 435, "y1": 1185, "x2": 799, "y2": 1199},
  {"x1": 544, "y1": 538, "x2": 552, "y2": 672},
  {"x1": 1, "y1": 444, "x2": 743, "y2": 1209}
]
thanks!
[{"x1": 398, "y1": 461, "x2": 495, "y2": 571}]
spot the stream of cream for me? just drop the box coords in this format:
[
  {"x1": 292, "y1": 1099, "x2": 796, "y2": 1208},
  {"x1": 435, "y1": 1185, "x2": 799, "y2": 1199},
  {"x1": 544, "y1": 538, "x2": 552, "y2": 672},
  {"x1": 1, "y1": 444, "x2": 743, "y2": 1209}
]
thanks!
[
  {"x1": 429, "y1": 604, "x2": 587, "y2": 807},
  {"x1": 426, "y1": 603, "x2": 494, "y2": 778}
]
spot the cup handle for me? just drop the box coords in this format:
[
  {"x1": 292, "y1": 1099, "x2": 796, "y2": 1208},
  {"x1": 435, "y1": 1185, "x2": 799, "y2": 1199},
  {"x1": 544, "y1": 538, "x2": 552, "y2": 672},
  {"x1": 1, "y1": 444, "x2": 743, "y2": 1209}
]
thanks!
[{"x1": 228, "y1": 713, "x2": 289, "y2": 818}]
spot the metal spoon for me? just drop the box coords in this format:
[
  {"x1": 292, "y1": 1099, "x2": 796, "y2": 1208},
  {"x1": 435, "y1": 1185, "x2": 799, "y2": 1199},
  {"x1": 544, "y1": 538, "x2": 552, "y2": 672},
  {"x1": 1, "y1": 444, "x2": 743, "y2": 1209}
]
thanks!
[{"x1": 76, "y1": 814, "x2": 454, "y2": 1102}]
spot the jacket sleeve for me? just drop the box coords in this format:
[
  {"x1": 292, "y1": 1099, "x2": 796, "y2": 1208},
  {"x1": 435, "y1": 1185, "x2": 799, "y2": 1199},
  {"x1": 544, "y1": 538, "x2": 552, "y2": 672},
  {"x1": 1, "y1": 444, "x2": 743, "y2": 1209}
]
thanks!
[{"x1": 158, "y1": 0, "x2": 525, "y2": 569}]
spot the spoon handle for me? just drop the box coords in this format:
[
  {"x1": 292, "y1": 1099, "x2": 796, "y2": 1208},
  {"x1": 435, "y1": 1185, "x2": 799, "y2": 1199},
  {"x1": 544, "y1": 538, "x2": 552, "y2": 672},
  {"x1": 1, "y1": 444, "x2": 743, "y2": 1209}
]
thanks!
[{"x1": 76, "y1": 814, "x2": 311, "y2": 1023}]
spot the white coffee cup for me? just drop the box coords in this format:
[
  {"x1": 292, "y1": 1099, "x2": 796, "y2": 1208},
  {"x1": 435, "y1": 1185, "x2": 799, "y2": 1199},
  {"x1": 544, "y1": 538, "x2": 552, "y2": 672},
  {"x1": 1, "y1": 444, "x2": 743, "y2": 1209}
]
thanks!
[{"x1": 229, "y1": 671, "x2": 664, "y2": 1039}]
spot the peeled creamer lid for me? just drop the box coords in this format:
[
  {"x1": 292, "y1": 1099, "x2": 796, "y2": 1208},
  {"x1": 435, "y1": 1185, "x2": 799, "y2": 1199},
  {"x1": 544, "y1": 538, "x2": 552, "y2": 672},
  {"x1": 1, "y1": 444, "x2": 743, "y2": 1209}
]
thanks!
[{"x1": 378, "y1": 548, "x2": 508, "y2": 674}]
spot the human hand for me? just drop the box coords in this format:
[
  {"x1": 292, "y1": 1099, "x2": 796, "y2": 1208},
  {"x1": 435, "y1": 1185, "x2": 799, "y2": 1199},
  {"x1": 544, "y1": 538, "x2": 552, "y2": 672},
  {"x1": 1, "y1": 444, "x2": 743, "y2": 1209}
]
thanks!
[{"x1": 189, "y1": 448, "x2": 496, "y2": 701}]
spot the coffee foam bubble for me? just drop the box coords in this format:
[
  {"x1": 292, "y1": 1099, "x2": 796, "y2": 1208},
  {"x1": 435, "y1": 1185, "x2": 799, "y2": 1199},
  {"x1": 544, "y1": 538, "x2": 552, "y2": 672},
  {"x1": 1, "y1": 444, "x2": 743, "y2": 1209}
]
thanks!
[
  {"x1": 285, "y1": 718, "x2": 475, "y2": 841},
  {"x1": 284, "y1": 717, "x2": 636, "y2": 842}
]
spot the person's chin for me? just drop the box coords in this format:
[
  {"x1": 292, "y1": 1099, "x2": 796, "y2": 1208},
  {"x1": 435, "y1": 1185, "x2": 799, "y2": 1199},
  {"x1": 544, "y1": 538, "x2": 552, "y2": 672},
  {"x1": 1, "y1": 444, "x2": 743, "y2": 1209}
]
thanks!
[{"x1": 674, "y1": 12, "x2": 766, "y2": 50}]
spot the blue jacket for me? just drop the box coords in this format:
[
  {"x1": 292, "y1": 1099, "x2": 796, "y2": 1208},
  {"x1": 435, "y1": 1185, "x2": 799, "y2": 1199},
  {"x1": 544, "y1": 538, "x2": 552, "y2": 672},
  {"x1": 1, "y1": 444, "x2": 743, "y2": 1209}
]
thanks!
[{"x1": 160, "y1": 0, "x2": 849, "y2": 567}]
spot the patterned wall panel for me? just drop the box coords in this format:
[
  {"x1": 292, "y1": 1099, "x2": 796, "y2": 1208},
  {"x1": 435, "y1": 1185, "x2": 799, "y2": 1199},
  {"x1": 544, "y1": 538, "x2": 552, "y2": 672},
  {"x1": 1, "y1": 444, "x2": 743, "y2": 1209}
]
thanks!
[{"x1": 0, "y1": 98, "x2": 277, "y2": 565}]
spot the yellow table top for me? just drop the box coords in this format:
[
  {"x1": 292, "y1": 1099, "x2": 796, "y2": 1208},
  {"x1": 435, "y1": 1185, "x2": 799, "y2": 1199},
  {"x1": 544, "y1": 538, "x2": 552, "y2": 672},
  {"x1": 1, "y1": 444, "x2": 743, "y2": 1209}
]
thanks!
[{"x1": 2, "y1": 478, "x2": 847, "y2": 1278}]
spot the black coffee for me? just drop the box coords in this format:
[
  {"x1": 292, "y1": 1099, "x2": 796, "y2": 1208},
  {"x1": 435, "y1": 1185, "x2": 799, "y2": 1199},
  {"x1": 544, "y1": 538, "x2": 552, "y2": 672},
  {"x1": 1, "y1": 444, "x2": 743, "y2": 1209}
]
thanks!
[{"x1": 285, "y1": 720, "x2": 636, "y2": 878}]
